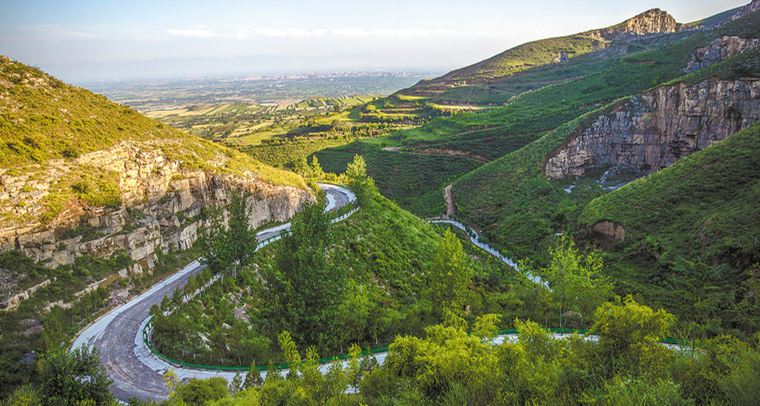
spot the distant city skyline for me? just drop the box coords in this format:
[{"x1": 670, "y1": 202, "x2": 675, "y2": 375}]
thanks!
[{"x1": 0, "y1": 0, "x2": 748, "y2": 83}]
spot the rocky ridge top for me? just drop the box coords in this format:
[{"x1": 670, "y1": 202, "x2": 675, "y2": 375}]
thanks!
[{"x1": 587, "y1": 8, "x2": 682, "y2": 40}]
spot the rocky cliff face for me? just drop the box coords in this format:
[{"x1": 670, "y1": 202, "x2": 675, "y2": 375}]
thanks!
[
  {"x1": 0, "y1": 141, "x2": 314, "y2": 271},
  {"x1": 726, "y1": 0, "x2": 760, "y2": 25},
  {"x1": 589, "y1": 9, "x2": 682, "y2": 41},
  {"x1": 684, "y1": 36, "x2": 760, "y2": 73},
  {"x1": 545, "y1": 77, "x2": 760, "y2": 179}
]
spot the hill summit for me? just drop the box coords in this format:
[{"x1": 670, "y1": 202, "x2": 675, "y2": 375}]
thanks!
[
  {"x1": 399, "y1": 8, "x2": 685, "y2": 103},
  {"x1": 587, "y1": 8, "x2": 681, "y2": 40}
]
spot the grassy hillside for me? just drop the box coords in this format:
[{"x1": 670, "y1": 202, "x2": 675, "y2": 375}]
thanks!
[
  {"x1": 578, "y1": 122, "x2": 760, "y2": 283},
  {"x1": 0, "y1": 57, "x2": 307, "y2": 232},
  {"x1": 312, "y1": 140, "x2": 483, "y2": 218},
  {"x1": 0, "y1": 56, "x2": 304, "y2": 188},
  {"x1": 151, "y1": 189, "x2": 524, "y2": 365},
  {"x1": 445, "y1": 10, "x2": 760, "y2": 261},
  {"x1": 397, "y1": 8, "x2": 705, "y2": 105},
  {"x1": 438, "y1": 35, "x2": 606, "y2": 83}
]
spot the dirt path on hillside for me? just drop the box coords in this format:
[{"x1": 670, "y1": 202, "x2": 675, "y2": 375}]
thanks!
[
  {"x1": 444, "y1": 183, "x2": 455, "y2": 218},
  {"x1": 415, "y1": 147, "x2": 492, "y2": 163},
  {"x1": 381, "y1": 145, "x2": 491, "y2": 164}
]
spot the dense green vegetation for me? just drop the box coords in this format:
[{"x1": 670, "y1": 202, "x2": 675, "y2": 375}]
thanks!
[
  {"x1": 577, "y1": 123, "x2": 760, "y2": 328},
  {"x1": 237, "y1": 136, "x2": 353, "y2": 167},
  {"x1": 128, "y1": 299, "x2": 760, "y2": 406},
  {"x1": 313, "y1": 140, "x2": 483, "y2": 217},
  {"x1": 150, "y1": 184, "x2": 527, "y2": 366},
  {"x1": 270, "y1": 200, "x2": 348, "y2": 347}
]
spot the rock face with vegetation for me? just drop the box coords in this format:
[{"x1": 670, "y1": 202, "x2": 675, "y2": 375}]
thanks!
[
  {"x1": 545, "y1": 77, "x2": 760, "y2": 179},
  {"x1": 0, "y1": 56, "x2": 312, "y2": 303},
  {"x1": 589, "y1": 8, "x2": 681, "y2": 40},
  {"x1": 684, "y1": 35, "x2": 760, "y2": 73},
  {"x1": 7, "y1": 148, "x2": 313, "y2": 271}
]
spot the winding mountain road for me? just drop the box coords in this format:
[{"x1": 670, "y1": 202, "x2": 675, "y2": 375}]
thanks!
[{"x1": 71, "y1": 184, "x2": 356, "y2": 403}]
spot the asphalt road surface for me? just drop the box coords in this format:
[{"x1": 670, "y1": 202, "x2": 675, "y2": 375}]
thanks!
[{"x1": 72, "y1": 184, "x2": 356, "y2": 403}]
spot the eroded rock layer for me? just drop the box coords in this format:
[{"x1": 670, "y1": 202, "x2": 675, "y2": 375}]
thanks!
[
  {"x1": 0, "y1": 142, "x2": 314, "y2": 270},
  {"x1": 545, "y1": 77, "x2": 760, "y2": 179}
]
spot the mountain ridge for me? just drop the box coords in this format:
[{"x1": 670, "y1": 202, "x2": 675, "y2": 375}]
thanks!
[{"x1": 398, "y1": 8, "x2": 687, "y2": 102}]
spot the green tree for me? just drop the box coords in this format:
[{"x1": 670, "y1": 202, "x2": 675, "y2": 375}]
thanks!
[
  {"x1": 591, "y1": 297, "x2": 675, "y2": 377},
  {"x1": 343, "y1": 154, "x2": 377, "y2": 206},
  {"x1": 243, "y1": 361, "x2": 264, "y2": 389},
  {"x1": 2, "y1": 385, "x2": 42, "y2": 406},
  {"x1": 39, "y1": 344, "x2": 115, "y2": 406},
  {"x1": 427, "y1": 229, "x2": 471, "y2": 316},
  {"x1": 174, "y1": 377, "x2": 229, "y2": 405},
  {"x1": 199, "y1": 190, "x2": 258, "y2": 279},
  {"x1": 38, "y1": 306, "x2": 68, "y2": 355},
  {"x1": 183, "y1": 274, "x2": 199, "y2": 297},
  {"x1": 544, "y1": 235, "x2": 614, "y2": 328},
  {"x1": 273, "y1": 201, "x2": 347, "y2": 347},
  {"x1": 667, "y1": 256, "x2": 728, "y2": 354},
  {"x1": 305, "y1": 156, "x2": 325, "y2": 182}
]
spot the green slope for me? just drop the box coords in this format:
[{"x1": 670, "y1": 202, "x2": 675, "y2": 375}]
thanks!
[
  {"x1": 0, "y1": 57, "x2": 307, "y2": 230},
  {"x1": 447, "y1": 10, "x2": 760, "y2": 263},
  {"x1": 578, "y1": 122, "x2": 760, "y2": 282},
  {"x1": 398, "y1": 8, "x2": 698, "y2": 105},
  {"x1": 0, "y1": 56, "x2": 304, "y2": 188},
  {"x1": 312, "y1": 139, "x2": 483, "y2": 218}
]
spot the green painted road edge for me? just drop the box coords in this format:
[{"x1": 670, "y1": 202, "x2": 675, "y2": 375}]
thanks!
[{"x1": 142, "y1": 322, "x2": 686, "y2": 373}]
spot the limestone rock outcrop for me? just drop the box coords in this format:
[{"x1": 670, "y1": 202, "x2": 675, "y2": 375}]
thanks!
[
  {"x1": 0, "y1": 141, "x2": 314, "y2": 270},
  {"x1": 588, "y1": 9, "x2": 682, "y2": 41},
  {"x1": 545, "y1": 77, "x2": 760, "y2": 179},
  {"x1": 725, "y1": 0, "x2": 760, "y2": 25},
  {"x1": 684, "y1": 36, "x2": 760, "y2": 74}
]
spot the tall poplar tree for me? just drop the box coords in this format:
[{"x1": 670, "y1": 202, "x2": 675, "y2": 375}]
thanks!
[
  {"x1": 427, "y1": 229, "x2": 472, "y2": 316},
  {"x1": 200, "y1": 189, "x2": 257, "y2": 278},
  {"x1": 274, "y1": 200, "x2": 347, "y2": 347}
]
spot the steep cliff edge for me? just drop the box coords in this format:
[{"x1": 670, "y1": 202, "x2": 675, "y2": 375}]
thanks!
[
  {"x1": 577, "y1": 121, "x2": 760, "y2": 278},
  {"x1": 545, "y1": 77, "x2": 760, "y2": 179},
  {"x1": 0, "y1": 57, "x2": 313, "y2": 307},
  {"x1": 2, "y1": 141, "x2": 314, "y2": 270}
]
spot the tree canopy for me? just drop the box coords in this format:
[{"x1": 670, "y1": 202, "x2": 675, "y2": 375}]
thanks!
[
  {"x1": 271, "y1": 200, "x2": 347, "y2": 347},
  {"x1": 199, "y1": 189, "x2": 258, "y2": 278},
  {"x1": 427, "y1": 229, "x2": 472, "y2": 316}
]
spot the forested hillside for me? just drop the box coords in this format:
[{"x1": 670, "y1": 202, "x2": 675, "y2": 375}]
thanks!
[{"x1": 4, "y1": 2, "x2": 760, "y2": 405}]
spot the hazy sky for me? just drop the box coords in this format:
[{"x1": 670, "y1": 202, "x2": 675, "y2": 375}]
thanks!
[{"x1": 0, "y1": 0, "x2": 747, "y2": 81}]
